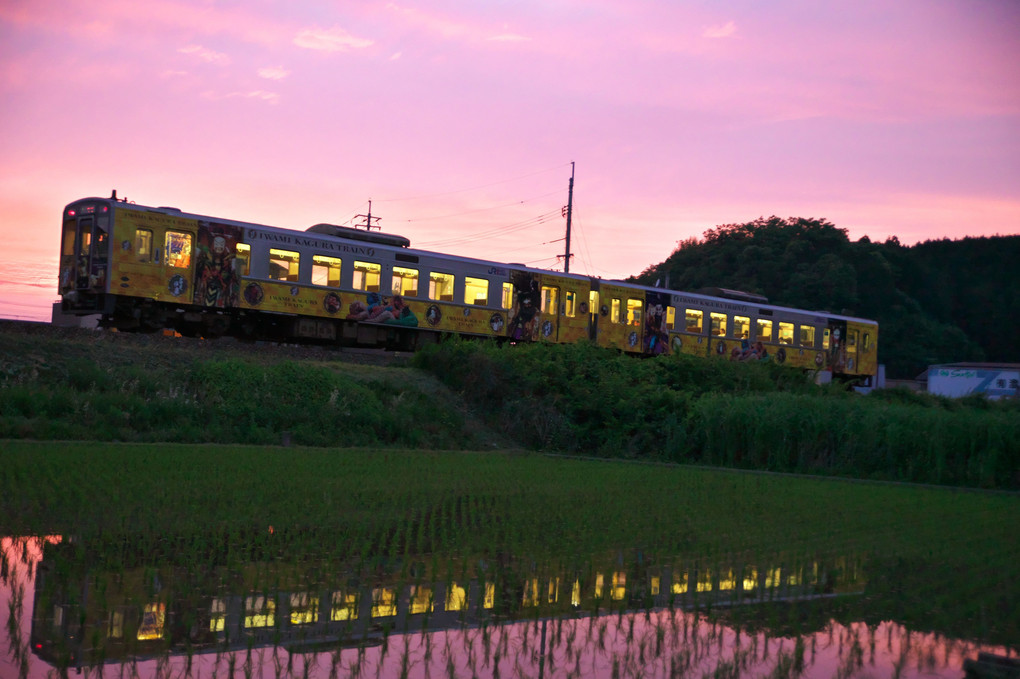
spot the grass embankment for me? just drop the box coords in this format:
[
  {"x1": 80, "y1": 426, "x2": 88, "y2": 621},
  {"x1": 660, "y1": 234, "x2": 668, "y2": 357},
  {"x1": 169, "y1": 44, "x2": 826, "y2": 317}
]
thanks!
[{"x1": 3, "y1": 443, "x2": 1018, "y2": 646}]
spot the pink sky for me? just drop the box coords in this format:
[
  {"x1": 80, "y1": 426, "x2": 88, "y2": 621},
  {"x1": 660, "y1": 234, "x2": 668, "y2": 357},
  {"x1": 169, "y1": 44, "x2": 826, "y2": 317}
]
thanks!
[{"x1": 1, "y1": 0, "x2": 1018, "y2": 321}]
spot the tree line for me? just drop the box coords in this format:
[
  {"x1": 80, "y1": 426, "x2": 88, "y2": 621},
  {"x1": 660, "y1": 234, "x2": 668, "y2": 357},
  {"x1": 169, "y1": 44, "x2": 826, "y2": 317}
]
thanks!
[{"x1": 630, "y1": 216, "x2": 1020, "y2": 379}]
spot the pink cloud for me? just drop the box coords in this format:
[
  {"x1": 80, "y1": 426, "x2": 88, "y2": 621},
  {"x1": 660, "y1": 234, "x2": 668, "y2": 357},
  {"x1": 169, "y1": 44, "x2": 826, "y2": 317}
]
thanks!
[
  {"x1": 293, "y1": 26, "x2": 374, "y2": 52},
  {"x1": 702, "y1": 21, "x2": 737, "y2": 39}
]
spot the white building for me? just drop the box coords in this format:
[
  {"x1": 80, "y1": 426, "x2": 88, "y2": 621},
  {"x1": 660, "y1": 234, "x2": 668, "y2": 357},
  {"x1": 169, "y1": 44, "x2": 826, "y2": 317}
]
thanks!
[{"x1": 927, "y1": 363, "x2": 1020, "y2": 400}]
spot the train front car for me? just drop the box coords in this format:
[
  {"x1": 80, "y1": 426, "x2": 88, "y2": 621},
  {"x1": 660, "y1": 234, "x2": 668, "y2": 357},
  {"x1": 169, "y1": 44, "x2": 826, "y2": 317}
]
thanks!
[{"x1": 59, "y1": 197, "x2": 116, "y2": 317}]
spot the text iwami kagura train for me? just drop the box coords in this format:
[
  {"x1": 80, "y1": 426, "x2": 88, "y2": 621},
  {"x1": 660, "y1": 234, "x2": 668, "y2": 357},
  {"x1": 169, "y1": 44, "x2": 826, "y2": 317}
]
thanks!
[{"x1": 58, "y1": 194, "x2": 879, "y2": 381}]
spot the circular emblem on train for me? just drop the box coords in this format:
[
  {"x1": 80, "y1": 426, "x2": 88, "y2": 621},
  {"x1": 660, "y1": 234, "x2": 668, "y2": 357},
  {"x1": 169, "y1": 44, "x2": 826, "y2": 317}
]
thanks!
[
  {"x1": 671, "y1": 335, "x2": 683, "y2": 353},
  {"x1": 425, "y1": 304, "x2": 442, "y2": 327},
  {"x1": 463, "y1": 307, "x2": 471, "y2": 317},
  {"x1": 579, "y1": 302, "x2": 589, "y2": 315},
  {"x1": 244, "y1": 282, "x2": 264, "y2": 306},
  {"x1": 716, "y1": 340, "x2": 726, "y2": 355},
  {"x1": 168, "y1": 274, "x2": 188, "y2": 297},
  {"x1": 489, "y1": 313, "x2": 504, "y2": 333},
  {"x1": 814, "y1": 352, "x2": 824, "y2": 367},
  {"x1": 628, "y1": 331, "x2": 639, "y2": 347},
  {"x1": 542, "y1": 320, "x2": 554, "y2": 338},
  {"x1": 776, "y1": 347, "x2": 787, "y2": 364},
  {"x1": 600, "y1": 304, "x2": 609, "y2": 316},
  {"x1": 323, "y1": 292, "x2": 342, "y2": 315}
]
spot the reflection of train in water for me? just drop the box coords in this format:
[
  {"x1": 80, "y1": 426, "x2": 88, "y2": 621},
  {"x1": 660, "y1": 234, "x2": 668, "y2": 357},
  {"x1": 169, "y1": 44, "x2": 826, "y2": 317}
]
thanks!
[
  {"x1": 58, "y1": 194, "x2": 879, "y2": 381},
  {"x1": 29, "y1": 537, "x2": 863, "y2": 670}
]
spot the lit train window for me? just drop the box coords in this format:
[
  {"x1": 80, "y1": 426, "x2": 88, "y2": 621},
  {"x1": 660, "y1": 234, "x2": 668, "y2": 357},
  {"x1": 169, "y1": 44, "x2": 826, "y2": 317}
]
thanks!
[
  {"x1": 270, "y1": 249, "x2": 300, "y2": 282},
  {"x1": 733, "y1": 315, "x2": 750, "y2": 339},
  {"x1": 627, "y1": 298, "x2": 643, "y2": 327},
  {"x1": 710, "y1": 312, "x2": 727, "y2": 336},
  {"x1": 778, "y1": 322, "x2": 794, "y2": 345},
  {"x1": 313, "y1": 255, "x2": 342, "y2": 287},
  {"x1": 409, "y1": 585, "x2": 434, "y2": 615},
  {"x1": 666, "y1": 306, "x2": 676, "y2": 329},
  {"x1": 611, "y1": 299, "x2": 622, "y2": 324},
  {"x1": 289, "y1": 593, "x2": 319, "y2": 625},
  {"x1": 235, "y1": 244, "x2": 250, "y2": 275},
  {"x1": 330, "y1": 591, "x2": 358, "y2": 621},
  {"x1": 465, "y1": 277, "x2": 489, "y2": 305},
  {"x1": 244, "y1": 595, "x2": 275, "y2": 628},
  {"x1": 502, "y1": 282, "x2": 513, "y2": 309},
  {"x1": 429, "y1": 272, "x2": 455, "y2": 301},
  {"x1": 371, "y1": 588, "x2": 397, "y2": 618},
  {"x1": 589, "y1": 291, "x2": 599, "y2": 319},
  {"x1": 563, "y1": 290, "x2": 577, "y2": 317},
  {"x1": 353, "y1": 260, "x2": 381, "y2": 291},
  {"x1": 392, "y1": 266, "x2": 418, "y2": 296},
  {"x1": 541, "y1": 286, "x2": 559, "y2": 315},
  {"x1": 863, "y1": 333, "x2": 871, "y2": 350},
  {"x1": 757, "y1": 319, "x2": 772, "y2": 342},
  {"x1": 822, "y1": 328, "x2": 831, "y2": 349},
  {"x1": 135, "y1": 229, "x2": 153, "y2": 263},
  {"x1": 165, "y1": 231, "x2": 193, "y2": 268},
  {"x1": 799, "y1": 325, "x2": 816, "y2": 347},
  {"x1": 446, "y1": 583, "x2": 467, "y2": 611},
  {"x1": 685, "y1": 309, "x2": 703, "y2": 333}
]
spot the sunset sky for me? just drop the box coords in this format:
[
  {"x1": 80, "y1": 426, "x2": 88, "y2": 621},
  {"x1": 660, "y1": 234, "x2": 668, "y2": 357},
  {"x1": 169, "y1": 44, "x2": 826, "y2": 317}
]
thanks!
[{"x1": 1, "y1": 0, "x2": 1018, "y2": 321}]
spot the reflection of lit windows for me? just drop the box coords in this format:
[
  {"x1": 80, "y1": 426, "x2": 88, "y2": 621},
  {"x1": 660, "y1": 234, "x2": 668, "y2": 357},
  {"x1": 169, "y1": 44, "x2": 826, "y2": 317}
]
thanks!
[
  {"x1": 235, "y1": 243, "x2": 250, "y2": 276},
  {"x1": 547, "y1": 577, "x2": 559, "y2": 604},
  {"x1": 429, "y1": 272, "x2": 455, "y2": 301},
  {"x1": 392, "y1": 266, "x2": 418, "y2": 296},
  {"x1": 686, "y1": 309, "x2": 703, "y2": 333},
  {"x1": 244, "y1": 595, "x2": 275, "y2": 628},
  {"x1": 445, "y1": 583, "x2": 467, "y2": 611},
  {"x1": 371, "y1": 588, "x2": 396, "y2": 618},
  {"x1": 353, "y1": 261, "x2": 381, "y2": 291},
  {"x1": 697, "y1": 570, "x2": 713, "y2": 592},
  {"x1": 778, "y1": 322, "x2": 794, "y2": 345},
  {"x1": 672, "y1": 571, "x2": 688, "y2": 595},
  {"x1": 165, "y1": 231, "x2": 193, "y2": 268},
  {"x1": 210, "y1": 598, "x2": 226, "y2": 632},
  {"x1": 502, "y1": 283, "x2": 513, "y2": 310},
  {"x1": 799, "y1": 326, "x2": 816, "y2": 347},
  {"x1": 290, "y1": 593, "x2": 319, "y2": 625},
  {"x1": 611, "y1": 572, "x2": 626, "y2": 601},
  {"x1": 541, "y1": 286, "x2": 559, "y2": 315},
  {"x1": 650, "y1": 576, "x2": 660, "y2": 596},
  {"x1": 52, "y1": 605, "x2": 63, "y2": 631},
  {"x1": 137, "y1": 602, "x2": 166, "y2": 640},
  {"x1": 765, "y1": 568, "x2": 781, "y2": 589},
  {"x1": 331, "y1": 592, "x2": 358, "y2": 621},
  {"x1": 410, "y1": 585, "x2": 433, "y2": 615},
  {"x1": 465, "y1": 277, "x2": 489, "y2": 305},
  {"x1": 733, "y1": 316, "x2": 750, "y2": 339},
  {"x1": 269, "y1": 249, "x2": 300, "y2": 282},
  {"x1": 710, "y1": 313, "x2": 727, "y2": 337},
  {"x1": 627, "y1": 299, "x2": 643, "y2": 327},
  {"x1": 743, "y1": 568, "x2": 758, "y2": 592},
  {"x1": 135, "y1": 229, "x2": 153, "y2": 263},
  {"x1": 312, "y1": 255, "x2": 342, "y2": 287},
  {"x1": 594, "y1": 573, "x2": 604, "y2": 599},
  {"x1": 757, "y1": 319, "x2": 773, "y2": 342},
  {"x1": 523, "y1": 578, "x2": 540, "y2": 607},
  {"x1": 571, "y1": 579, "x2": 581, "y2": 607},
  {"x1": 108, "y1": 610, "x2": 124, "y2": 638},
  {"x1": 483, "y1": 582, "x2": 495, "y2": 609},
  {"x1": 719, "y1": 570, "x2": 736, "y2": 591}
]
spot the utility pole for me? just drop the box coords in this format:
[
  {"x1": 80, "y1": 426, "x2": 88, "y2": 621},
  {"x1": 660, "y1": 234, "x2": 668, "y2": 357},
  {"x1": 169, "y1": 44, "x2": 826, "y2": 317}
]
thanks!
[
  {"x1": 563, "y1": 162, "x2": 574, "y2": 273},
  {"x1": 354, "y1": 200, "x2": 381, "y2": 231}
]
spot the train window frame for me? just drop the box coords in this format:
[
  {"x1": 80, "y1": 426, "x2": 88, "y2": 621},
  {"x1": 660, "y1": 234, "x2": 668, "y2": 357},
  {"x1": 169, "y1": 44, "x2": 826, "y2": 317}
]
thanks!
[
  {"x1": 465, "y1": 276, "x2": 489, "y2": 305},
  {"x1": 429, "y1": 271, "x2": 455, "y2": 301},
  {"x1": 541, "y1": 286, "x2": 559, "y2": 315},
  {"x1": 165, "y1": 231, "x2": 193, "y2": 269},
  {"x1": 685, "y1": 309, "x2": 703, "y2": 334},
  {"x1": 312, "y1": 255, "x2": 343, "y2": 288},
  {"x1": 710, "y1": 312, "x2": 727, "y2": 337},
  {"x1": 392, "y1": 265, "x2": 419, "y2": 297},
  {"x1": 611, "y1": 298, "x2": 622, "y2": 324},
  {"x1": 627, "y1": 298, "x2": 643, "y2": 327},
  {"x1": 353, "y1": 260, "x2": 382, "y2": 292},
  {"x1": 757, "y1": 319, "x2": 773, "y2": 342},
  {"x1": 235, "y1": 243, "x2": 250, "y2": 276},
  {"x1": 733, "y1": 315, "x2": 750, "y2": 340},
  {"x1": 564, "y1": 290, "x2": 577, "y2": 317},
  {"x1": 778, "y1": 322, "x2": 794, "y2": 345},
  {"x1": 269, "y1": 248, "x2": 301, "y2": 282},
  {"x1": 135, "y1": 229, "x2": 153, "y2": 263},
  {"x1": 799, "y1": 325, "x2": 816, "y2": 347},
  {"x1": 502, "y1": 282, "x2": 513, "y2": 310}
]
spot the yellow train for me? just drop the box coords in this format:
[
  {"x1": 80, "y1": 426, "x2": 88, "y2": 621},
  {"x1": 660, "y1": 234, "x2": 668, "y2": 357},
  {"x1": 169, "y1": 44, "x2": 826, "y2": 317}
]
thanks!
[{"x1": 58, "y1": 194, "x2": 879, "y2": 382}]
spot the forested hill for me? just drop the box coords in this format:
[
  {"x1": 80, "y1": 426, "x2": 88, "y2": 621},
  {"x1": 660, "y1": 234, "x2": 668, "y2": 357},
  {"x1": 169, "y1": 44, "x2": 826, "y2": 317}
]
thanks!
[{"x1": 630, "y1": 216, "x2": 1020, "y2": 379}]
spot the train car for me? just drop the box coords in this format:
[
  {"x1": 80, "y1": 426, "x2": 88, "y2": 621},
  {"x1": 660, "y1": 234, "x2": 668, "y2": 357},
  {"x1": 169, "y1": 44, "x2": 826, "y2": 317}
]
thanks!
[{"x1": 57, "y1": 194, "x2": 878, "y2": 382}]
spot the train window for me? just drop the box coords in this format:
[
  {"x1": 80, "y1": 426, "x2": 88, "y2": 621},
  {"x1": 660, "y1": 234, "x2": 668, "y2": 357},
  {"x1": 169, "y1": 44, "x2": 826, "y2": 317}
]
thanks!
[
  {"x1": 392, "y1": 265, "x2": 419, "y2": 296},
  {"x1": 590, "y1": 290, "x2": 599, "y2": 320},
  {"x1": 685, "y1": 309, "x2": 703, "y2": 333},
  {"x1": 822, "y1": 328, "x2": 831, "y2": 350},
  {"x1": 502, "y1": 282, "x2": 513, "y2": 309},
  {"x1": 778, "y1": 322, "x2": 794, "y2": 345},
  {"x1": 465, "y1": 276, "x2": 489, "y2": 305},
  {"x1": 235, "y1": 244, "x2": 250, "y2": 275},
  {"x1": 666, "y1": 306, "x2": 676, "y2": 330},
  {"x1": 135, "y1": 229, "x2": 153, "y2": 263},
  {"x1": 757, "y1": 319, "x2": 773, "y2": 342},
  {"x1": 627, "y1": 298, "x2": 643, "y2": 327},
  {"x1": 165, "y1": 231, "x2": 193, "y2": 268},
  {"x1": 611, "y1": 298, "x2": 622, "y2": 324},
  {"x1": 541, "y1": 286, "x2": 559, "y2": 315},
  {"x1": 564, "y1": 290, "x2": 577, "y2": 317},
  {"x1": 270, "y1": 249, "x2": 301, "y2": 282},
  {"x1": 733, "y1": 315, "x2": 750, "y2": 339},
  {"x1": 429, "y1": 272, "x2": 455, "y2": 301},
  {"x1": 353, "y1": 260, "x2": 381, "y2": 291},
  {"x1": 62, "y1": 226, "x2": 76, "y2": 256},
  {"x1": 313, "y1": 255, "x2": 342, "y2": 287},
  {"x1": 710, "y1": 312, "x2": 727, "y2": 336},
  {"x1": 799, "y1": 325, "x2": 816, "y2": 347},
  {"x1": 863, "y1": 332, "x2": 871, "y2": 350}
]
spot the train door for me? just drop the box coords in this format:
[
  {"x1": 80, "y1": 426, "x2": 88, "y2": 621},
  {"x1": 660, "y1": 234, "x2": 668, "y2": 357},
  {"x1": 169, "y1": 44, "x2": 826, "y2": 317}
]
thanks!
[
  {"x1": 59, "y1": 204, "x2": 111, "y2": 311},
  {"x1": 827, "y1": 319, "x2": 848, "y2": 373}
]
